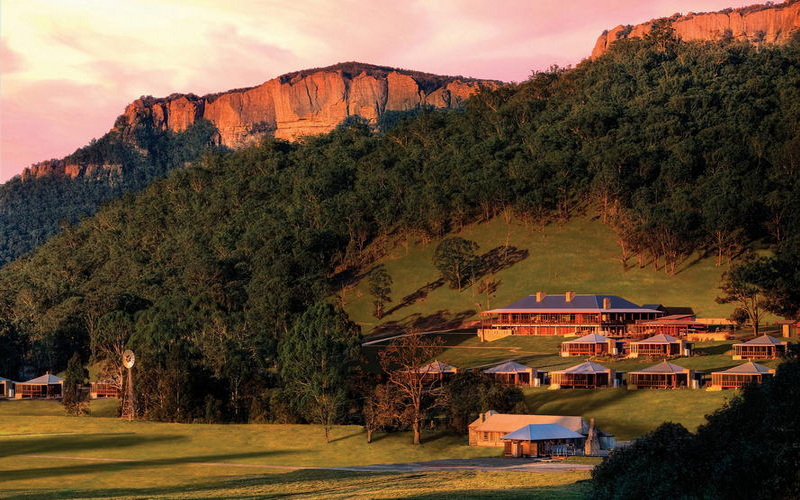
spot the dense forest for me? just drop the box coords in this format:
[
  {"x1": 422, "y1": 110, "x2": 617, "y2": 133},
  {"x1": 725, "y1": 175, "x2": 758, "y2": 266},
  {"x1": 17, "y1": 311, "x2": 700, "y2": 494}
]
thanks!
[
  {"x1": 1, "y1": 28, "x2": 800, "y2": 423},
  {"x1": 0, "y1": 119, "x2": 219, "y2": 265}
]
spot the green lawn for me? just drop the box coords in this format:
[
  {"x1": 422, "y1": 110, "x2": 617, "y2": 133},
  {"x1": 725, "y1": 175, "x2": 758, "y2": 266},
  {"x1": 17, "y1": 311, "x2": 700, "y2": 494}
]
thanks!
[
  {"x1": 344, "y1": 216, "x2": 739, "y2": 334},
  {"x1": 0, "y1": 400, "x2": 589, "y2": 499}
]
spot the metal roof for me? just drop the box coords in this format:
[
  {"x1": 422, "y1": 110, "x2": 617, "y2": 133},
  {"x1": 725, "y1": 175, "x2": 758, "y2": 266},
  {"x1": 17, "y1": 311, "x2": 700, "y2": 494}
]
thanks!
[
  {"x1": 632, "y1": 333, "x2": 681, "y2": 344},
  {"x1": 715, "y1": 362, "x2": 774, "y2": 375},
  {"x1": 470, "y1": 412, "x2": 588, "y2": 434},
  {"x1": 414, "y1": 360, "x2": 457, "y2": 374},
  {"x1": 483, "y1": 361, "x2": 533, "y2": 374},
  {"x1": 564, "y1": 333, "x2": 610, "y2": 344},
  {"x1": 736, "y1": 335, "x2": 785, "y2": 346},
  {"x1": 630, "y1": 361, "x2": 689, "y2": 374},
  {"x1": 551, "y1": 361, "x2": 611, "y2": 375},
  {"x1": 501, "y1": 423, "x2": 585, "y2": 442},
  {"x1": 485, "y1": 294, "x2": 662, "y2": 314},
  {"x1": 21, "y1": 373, "x2": 64, "y2": 385}
]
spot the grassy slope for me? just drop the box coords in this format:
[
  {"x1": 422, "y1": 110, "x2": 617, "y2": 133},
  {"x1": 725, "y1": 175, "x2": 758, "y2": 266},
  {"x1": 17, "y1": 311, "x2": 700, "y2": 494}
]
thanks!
[
  {"x1": 0, "y1": 401, "x2": 588, "y2": 499},
  {"x1": 344, "y1": 216, "x2": 735, "y2": 333}
]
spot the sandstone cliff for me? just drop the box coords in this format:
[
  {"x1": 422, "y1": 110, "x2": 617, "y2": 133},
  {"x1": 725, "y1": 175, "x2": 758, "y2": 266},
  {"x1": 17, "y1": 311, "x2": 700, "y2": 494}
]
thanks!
[
  {"x1": 592, "y1": 1, "x2": 800, "y2": 58},
  {"x1": 119, "y1": 62, "x2": 496, "y2": 148},
  {"x1": 22, "y1": 62, "x2": 498, "y2": 180}
]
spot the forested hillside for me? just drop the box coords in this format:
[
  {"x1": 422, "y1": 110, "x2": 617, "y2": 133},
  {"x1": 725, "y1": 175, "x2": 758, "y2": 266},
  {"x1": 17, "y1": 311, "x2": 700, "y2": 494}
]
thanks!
[
  {"x1": 0, "y1": 120, "x2": 219, "y2": 265},
  {"x1": 2, "y1": 31, "x2": 800, "y2": 423}
]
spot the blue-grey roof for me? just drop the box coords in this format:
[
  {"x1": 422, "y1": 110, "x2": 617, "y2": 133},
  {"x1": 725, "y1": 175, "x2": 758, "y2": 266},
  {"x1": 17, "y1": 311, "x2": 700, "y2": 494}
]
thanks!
[
  {"x1": 21, "y1": 373, "x2": 63, "y2": 385},
  {"x1": 564, "y1": 333, "x2": 610, "y2": 344},
  {"x1": 551, "y1": 361, "x2": 611, "y2": 375},
  {"x1": 630, "y1": 361, "x2": 689, "y2": 374},
  {"x1": 486, "y1": 294, "x2": 662, "y2": 314},
  {"x1": 736, "y1": 335, "x2": 785, "y2": 346},
  {"x1": 483, "y1": 361, "x2": 533, "y2": 374},
  {"x1": 501, "y1": 423, "x2": 585, "y2": 441},
  {"x1": 716, "y1": 362, "x2": 774, "y2": 375}
]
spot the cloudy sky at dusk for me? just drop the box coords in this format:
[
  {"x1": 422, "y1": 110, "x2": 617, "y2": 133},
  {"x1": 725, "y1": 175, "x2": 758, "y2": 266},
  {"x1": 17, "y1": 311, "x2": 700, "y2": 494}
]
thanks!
[{"x1": 1, "y1": 0, "x2": 758, "y2": 182}]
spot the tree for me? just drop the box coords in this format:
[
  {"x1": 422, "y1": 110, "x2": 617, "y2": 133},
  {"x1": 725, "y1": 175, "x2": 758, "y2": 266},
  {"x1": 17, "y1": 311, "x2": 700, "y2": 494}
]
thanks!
[
  {"x1": 716, "y1": 258, "x2": 774, "y2": 336},
  {"x1": 279, "y1": 302, "x2": 361, "y2": 442},
  {"x1": 63, "y1": 352, "x2": 89, "y2": 416},
  {"x1": 362, "y1": 383, "x2": 399, "y2": 443},
  {"x1": 368, "y1": 266, "x2": 393, "y2": 319},
  {"x1": 379, "y1": 333, "x2": 445, "y2": 445},
  {"x1": 433, "y1": 237, "x2": 479, "y2": 291}
]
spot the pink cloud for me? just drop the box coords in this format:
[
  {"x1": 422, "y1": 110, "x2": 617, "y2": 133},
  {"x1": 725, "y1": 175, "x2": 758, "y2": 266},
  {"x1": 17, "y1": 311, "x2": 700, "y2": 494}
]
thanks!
[{"x1": 0, "y1": 39, "x2": 24, "y2": 74}]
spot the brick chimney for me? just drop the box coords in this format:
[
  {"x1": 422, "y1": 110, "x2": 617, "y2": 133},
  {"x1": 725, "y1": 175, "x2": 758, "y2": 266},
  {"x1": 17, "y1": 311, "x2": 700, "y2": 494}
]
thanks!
[
  {"x1": 536, "y1": 292, "x2": 546, "y2": 302},
  {"x1": 602, "y1": 297, "x2": 611, "y2": 309},
  {"x1": 565, "y1": 291, "x2": 575, "y2": 302}
]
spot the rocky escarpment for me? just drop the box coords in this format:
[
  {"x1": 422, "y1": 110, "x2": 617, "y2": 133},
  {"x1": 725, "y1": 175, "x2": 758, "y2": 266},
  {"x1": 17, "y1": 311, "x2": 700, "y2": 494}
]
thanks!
[
  {"x1": 21, "y1": 62, "x2": 498, "y2": 181},
  {"x1": 118, "y1": 62, "x2": 498, "y2": 148},
  {"x1": 592, "y1": 0, "x2": 800, "y2": 58}
]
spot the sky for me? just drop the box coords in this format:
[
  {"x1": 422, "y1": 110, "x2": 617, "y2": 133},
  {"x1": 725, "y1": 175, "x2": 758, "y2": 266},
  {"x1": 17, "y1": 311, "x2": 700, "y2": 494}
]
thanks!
[{"x1": 0, "y1": 0, "x2": 759, "y2": 183}]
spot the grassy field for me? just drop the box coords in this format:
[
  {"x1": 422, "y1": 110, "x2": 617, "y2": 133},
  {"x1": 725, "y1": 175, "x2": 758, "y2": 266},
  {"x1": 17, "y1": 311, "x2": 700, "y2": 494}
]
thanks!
[
  {"x1": 344, "y1": 216, "x2": 739, "y2": 334},
  {"x1": 0, "y1": 400, "x2": 590, "y2": 499}
]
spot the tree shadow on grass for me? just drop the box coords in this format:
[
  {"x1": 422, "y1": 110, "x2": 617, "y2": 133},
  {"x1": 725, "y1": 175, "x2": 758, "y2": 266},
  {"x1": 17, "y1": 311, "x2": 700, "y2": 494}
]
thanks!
[
  {"x1": 383, "y1": 278, "x2": 447, "y2": 317},
  {"x1": 0, "y1": 449, "x2": 301, "y2": 484},
  {"x1": 371, "y1": 310, "x2": 476, "y2": 336},
  {"x1": 0, "y1": 433, "x2": 185, "y2": 459}
]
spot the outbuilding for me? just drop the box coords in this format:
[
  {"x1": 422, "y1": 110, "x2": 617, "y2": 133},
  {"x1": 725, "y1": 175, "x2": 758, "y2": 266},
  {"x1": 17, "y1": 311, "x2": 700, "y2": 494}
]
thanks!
[
  {"x1": 549, "y1": 361, "x2": 618, "y2": 389},
  {"x1": 501, "y1": 424, "x2": 586, "y2": 458},
  {"x1": 560, "y1": 333, "x2": 623, "y2": 357},
  {"x1": 732, "y1": 335, "x2": 788, "y2": 360},
  {"x1": 628, "y1": 334, "x2": 692, "y2": 358},
  {"x1": 710, "y1": 362, "x2": 775, "y2": 389},
  {"x1": 14, "y1": 373, "x2": 64, "y2": 399},
  {"x1": 483, "y1": 361, "x2": 542, "y2": 387},
  {"x1": 89, "y1": 381, "x2": 120, "y2": 399},
  {"x1": 627, "y1": 361, "x2": 698, "y2": 389},
  {"x1": 0, "y1": 377, "x2": 15, "y2": 398}
]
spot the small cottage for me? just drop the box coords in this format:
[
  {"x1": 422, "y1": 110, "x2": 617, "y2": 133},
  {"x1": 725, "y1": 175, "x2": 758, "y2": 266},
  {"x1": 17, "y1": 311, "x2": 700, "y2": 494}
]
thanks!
[
  {"x1": 14, "y1": 373, "x2": 64, "y2": 399},
  {"x1": 483, "y1": 361, "x2": 543, "y2": 386},
  {"x1": 732, "y1": 335, "x2": 788, "y2": 360},
  {"x1": 627, "y1": 361, "x2": 698, "y2": 389},
  {"x1": 411, "y1": 360, "x2": 458, "y2": 384},
  {"x1": 628, "y1": 334, "x2": 692, "y2": 358},
  {"x1": 560, "y1": 333, "x2": 622, "y2": 357},
  {"x1": 710, "y1": 362, "x2": 775, "y2": 389},
  {"x1": 549, "y1": 361, "x2": 618, "y2": 389}
]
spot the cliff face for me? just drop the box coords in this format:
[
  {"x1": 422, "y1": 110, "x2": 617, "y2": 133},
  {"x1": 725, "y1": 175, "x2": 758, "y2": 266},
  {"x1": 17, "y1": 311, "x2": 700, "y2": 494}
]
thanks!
[
  {"x1": 592, "y1": 1, "x2": 800, "y2": 58},
  {"x1": 118, "y1": 63, "x2": 496, "y2": 148},
  {"x1": 21, "y1": 63, "x2": 497, "y2": 181}
]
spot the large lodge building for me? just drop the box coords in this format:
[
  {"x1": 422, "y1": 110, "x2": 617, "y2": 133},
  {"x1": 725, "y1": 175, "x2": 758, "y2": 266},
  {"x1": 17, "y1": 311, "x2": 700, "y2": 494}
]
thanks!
[{"x1": 480, "y1": 292, "x2": 664, "y2": 338}]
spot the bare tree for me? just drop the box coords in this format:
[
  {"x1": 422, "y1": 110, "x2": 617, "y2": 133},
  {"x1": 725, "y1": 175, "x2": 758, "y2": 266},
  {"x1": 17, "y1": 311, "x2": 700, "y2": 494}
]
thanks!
[
  {"x1": 363, "y1": 383, "x2": 399, "y2": 443},
  {"x1": 379, "y1": 333, "x2": 445, "y2": 445}
]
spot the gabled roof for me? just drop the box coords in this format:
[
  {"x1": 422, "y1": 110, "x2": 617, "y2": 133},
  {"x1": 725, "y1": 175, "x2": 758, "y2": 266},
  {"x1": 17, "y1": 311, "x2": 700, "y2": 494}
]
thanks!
[
  {"x1": 552, "y1": 361, "x2": 611, "y2": 375},
  {"x1": 715, "y1": 362, "x2": 774, "y2": 375},
  {"x1": 414, "y1": 361, "x2": 457, "y2": 374},
  {"x1": 470, "y1": 413, "x2": 588, "y2": 434},
  {"x1": 633, "y1": 334, "x2": 681, "y2": 344},
  {"x1": 485, "y1": 294, "x2": 663, "y2": 314},
  {"x1": 630, "y1": 361, "x2": 689, "y2": 374},
  {"x1": 483, "y1": 361, "x2": 533, "y2": 374},
  {"x1": 564, "y1": 333, "x2": 610, "y2": 344},
  {"x1": 736, "y1": 335, "x2": 785, "y2": 346},
  {"x1": 22, "y1": 373, "x2": 64, "y2": 385},
  {"x1": 501, "y1": 423, "x2": 585, "y2": 441}
]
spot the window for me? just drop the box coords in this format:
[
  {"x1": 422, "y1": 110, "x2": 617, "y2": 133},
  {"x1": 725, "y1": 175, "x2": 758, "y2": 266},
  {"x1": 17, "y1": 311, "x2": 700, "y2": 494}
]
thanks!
[{"x1": 483, "y1": 432, "x2": 489, "y2": 441}]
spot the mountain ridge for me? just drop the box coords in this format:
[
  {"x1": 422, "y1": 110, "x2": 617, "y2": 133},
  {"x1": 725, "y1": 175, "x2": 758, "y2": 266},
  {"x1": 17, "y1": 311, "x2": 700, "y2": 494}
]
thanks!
[
  {"x1": 592, "y1": 0, "x2": 800, "y2": 58},
  {"x1": 20, "y1": 62, "x2": 499, "y2": 181}
]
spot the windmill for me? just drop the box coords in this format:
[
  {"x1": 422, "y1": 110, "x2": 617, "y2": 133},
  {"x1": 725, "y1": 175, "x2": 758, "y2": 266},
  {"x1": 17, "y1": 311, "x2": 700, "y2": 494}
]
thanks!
[{"x1": 121, "y1": 350, "x2": 136, "y2": 420}]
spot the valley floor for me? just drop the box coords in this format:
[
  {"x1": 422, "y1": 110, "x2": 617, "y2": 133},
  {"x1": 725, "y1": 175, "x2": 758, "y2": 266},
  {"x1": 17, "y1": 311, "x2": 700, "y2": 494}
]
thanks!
[{"x1": 0, "y1": 400, "x2": 590, "y2": 499}]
